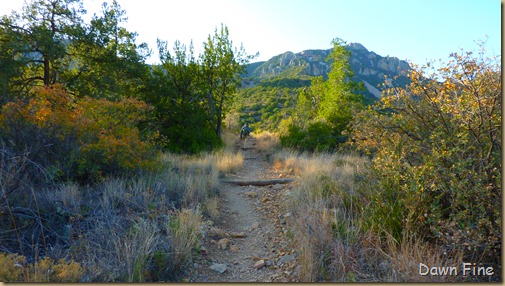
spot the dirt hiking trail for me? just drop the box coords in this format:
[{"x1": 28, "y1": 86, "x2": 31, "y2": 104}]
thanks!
[{"x1": 187, "y1": 137, "x2": 300, "y2": 282}]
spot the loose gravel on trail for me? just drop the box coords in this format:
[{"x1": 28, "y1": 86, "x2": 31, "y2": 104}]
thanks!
[{"x1": 187, "y1": 138, "x2": 300, "y2": 282}]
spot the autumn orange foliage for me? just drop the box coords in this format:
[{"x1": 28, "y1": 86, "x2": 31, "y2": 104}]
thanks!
[{"x1": 0, "y1": 85, "x2": 157, "y2": 183}]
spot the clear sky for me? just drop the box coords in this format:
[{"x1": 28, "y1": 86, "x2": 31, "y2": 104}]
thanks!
[{"x1": 1, "y1": 0, "x2": 501, "y2": 65}]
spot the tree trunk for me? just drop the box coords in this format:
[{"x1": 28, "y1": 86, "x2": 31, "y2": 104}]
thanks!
[
  {"x1": 216, "y1": 92, "x2": 224, "y2": 137},
  {"x1": 220, "y1": 178, "x2": 294, "y2": 186},
  {"x1": 43, "y1": 56, "x2": 50, "y2": 86}
]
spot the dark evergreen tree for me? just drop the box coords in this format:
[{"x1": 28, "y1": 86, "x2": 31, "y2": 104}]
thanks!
[
  {"x1": 0, "y1": 0, "x2": 85, "y2": 98},
  {"x1": 144, "y1": 40, "x2": 220, "y2": 153},
  {"x1": 62, "y1": 0, "x2": 151, "y2": 99},
  {"x1": 200, "y1": 24, "x2": 256, "y2": 137}
]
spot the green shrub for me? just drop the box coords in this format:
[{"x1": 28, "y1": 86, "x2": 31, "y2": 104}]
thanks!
[
  {"x1": 280, "y1": 121, "x2": 345, "y2": 152},
  {"x1": 351, "y1": 47, "x2": 501, "y2": 263}
]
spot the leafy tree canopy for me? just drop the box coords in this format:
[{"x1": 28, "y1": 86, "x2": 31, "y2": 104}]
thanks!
[{"x1": 279, "y1": 38, "x2": 366, "y2": 151}]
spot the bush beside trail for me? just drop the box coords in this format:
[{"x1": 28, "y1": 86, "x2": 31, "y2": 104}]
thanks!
[
  {"x1": 0, "y1": 85, "x2": 157, "y2": 185},
  {"x1": 0, "y1": 95, "x2": 244, "y2": 282},
  {"x1": 271, "y1": 46, "x2": 501, "y2": 282},
  {"x1": 351, "y1": 49, "x2": 501, "y2": 266}
]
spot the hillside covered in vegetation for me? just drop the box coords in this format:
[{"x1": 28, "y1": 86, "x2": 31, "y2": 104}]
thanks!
[
  {"x1": 234, "y1": 42, "x2": 411, "y2": 134},
  {"x1": 0, "y1": 0, "x2": 500, "y2": 282}
]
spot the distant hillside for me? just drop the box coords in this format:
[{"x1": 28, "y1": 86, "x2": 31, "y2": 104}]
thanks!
[
  {"x1": 243, "y1": 42, "x2": 412, "y2": 98},
  {"x1": 234, "y1": 43, "x2": 412, "y2": 132}
]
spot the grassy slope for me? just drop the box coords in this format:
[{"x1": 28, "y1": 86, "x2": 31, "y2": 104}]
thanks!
[{"x1": 0, "y1": 148, "x2": 244, "y2": 282}]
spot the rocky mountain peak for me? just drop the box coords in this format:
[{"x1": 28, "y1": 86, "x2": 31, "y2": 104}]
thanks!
[
  {"x1": 347, "y1": 42, "x2": 368, "y2": 52},
  {"x1": 244, "y1": 42, "x2": 411, "y2": 98}
]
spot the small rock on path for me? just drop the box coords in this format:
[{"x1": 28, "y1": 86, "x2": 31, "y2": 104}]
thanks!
[{"x1": 186, "y1": 137, "x2": 299, "y2": 282}]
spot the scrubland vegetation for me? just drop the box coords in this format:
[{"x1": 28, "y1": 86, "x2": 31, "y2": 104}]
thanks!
[
  {"x1": 0, "y1": 132, "x2": 243, "y2": 281},
  {"x1": 272, "y1": 47, "x2": 501, "y2": 282},
  {"x1": 272, "y1": 150, "x2": 466, "y2": 282},
  {"x1": 0, "y1": 0, "x2": 249, "y2": 281},
  {"x1": 0, "y1": 0, "x2": 500, "y2": 282},
  {"x1": 0, "y1": 82, "x2": 244, "y2": 282}
]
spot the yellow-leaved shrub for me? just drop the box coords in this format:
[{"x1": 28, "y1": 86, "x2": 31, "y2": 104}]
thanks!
[
  {"x1": 0, "y1": 253, "x2": 83, "y2": 282},
  {"x1": 0, "y1": 85, "x2": 158, "y2": 183},
  {"x1": 351, "y1": 47, "x2": 501, "y2": 264}
]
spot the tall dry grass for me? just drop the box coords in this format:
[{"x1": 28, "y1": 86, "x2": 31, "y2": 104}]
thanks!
[
  {"x1": 273, "y1": 150, "x2": 366, "y2": 281},
  {"x1": 1, "y1": 149, "x2": 234, "y2": 282},
  {"x1": 169, "y1": 208, "x2": 204, "y2": 270},
  {"x1": 74, "y1": 158, "x2": 212, "y2": 282},
  {"x1": 382, "y1": 233, "x2": 465, "y2": 282},
  {"x1": 213, "y1": 151, "x2": 244, "y2": 175},
  {"x1": 273, "y1": 150, "x2": 465, "y2": 282},
  {"x1": 254, "y1": 131, "x2": 280, "y2": 152},
  {"x1": 221, "y1": 131, "x2": 239, "y2": 150}
]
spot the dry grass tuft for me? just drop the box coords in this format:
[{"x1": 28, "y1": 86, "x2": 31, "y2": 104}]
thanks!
[
  {"x1": 169, "y1": 208, "x2": 203, "y2": 270},
  {"x1": 203, "y1": 196, "x2": 220, "y2": 221},
  {"x1": 214, "y1": 150, "x2": 244, "y2": 175},
  {"x1": 221, "y1": 131, "x2": 238, "y2": 150},
  {"x1": 274, "y1": 149, "x2": 470, "y2": 282},
  {"x1": 271, "y1": 149, "x2": 300, "y2": 175},
  {"x1": 254, "y1": 131, "x2": 280, "y2": 152},
  {"x1": 160, "y1": 152, "x2": 222, "y2": 206},
  {"x1": 382, "y1": 234, "x2": 465, "y2": 282}
]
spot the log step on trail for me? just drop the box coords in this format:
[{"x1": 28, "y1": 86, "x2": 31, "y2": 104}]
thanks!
[{"x1": 220, "y1": 178, "x2": 294, "y2": 186}]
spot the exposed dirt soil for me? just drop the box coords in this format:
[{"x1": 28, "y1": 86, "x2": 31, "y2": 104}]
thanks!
[{"x1": 187, "y1": 137, "x2": 300, "y2": 282}]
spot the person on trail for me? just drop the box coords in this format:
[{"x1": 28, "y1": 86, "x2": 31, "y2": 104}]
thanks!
[{"x1": 240, "y1": 122, "x2": 252, "y2": 140}]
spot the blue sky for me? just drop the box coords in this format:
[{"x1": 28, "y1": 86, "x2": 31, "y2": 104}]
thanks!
[{"x1": 1, "y1": 0, "x2": 501, "y2": 65}]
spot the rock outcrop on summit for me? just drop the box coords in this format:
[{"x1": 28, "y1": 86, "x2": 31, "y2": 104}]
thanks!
[{"x1": 244, "y1": 42, "x2": 411, "y2": 98}]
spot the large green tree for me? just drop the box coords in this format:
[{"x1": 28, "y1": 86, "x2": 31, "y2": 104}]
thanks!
[
  {"x1": 317, "y1": 38, "x2": 365, "y2": 131},
  {"x1": 63, "y1": 0, "x2": 150, "y2": 99},
  {"x1": 0, "y1": 0, "x2": 149, "y2": 100},
  {"x1": 0, "y1": 18, "x2": 26, "y2": 104},
  {"x1": 200, "y1": 24, "x2": 256, "y2": 137},
  {"x1": 280, "y1": 38, "x2": 365, "y2": 151},
  {"x1": 144, "y1": 24, "x2": 255, "y2": 153},
  {"x1": 144, "y1": 39, "x2": 220, "y2": 153},
  {"x1": 0, "y1": 0, "x2": 85, "y2": 98}
]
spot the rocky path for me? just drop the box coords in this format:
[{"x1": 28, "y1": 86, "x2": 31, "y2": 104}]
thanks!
[{"x1": 187, "y1": 137, "x2": 300, "y2": 282}]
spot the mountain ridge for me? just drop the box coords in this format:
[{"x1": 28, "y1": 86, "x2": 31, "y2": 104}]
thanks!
[{"x1": 243, "y1": 42, "x2": 412, "y2": 98}]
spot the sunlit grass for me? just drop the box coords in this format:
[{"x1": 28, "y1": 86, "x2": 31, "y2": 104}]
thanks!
[
  {"x1": 271, "y1": 149, "x2": 463, "y2": 282},
  {"x1": 254, "y1": 131, "x2": 280, "y2": 152}
]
